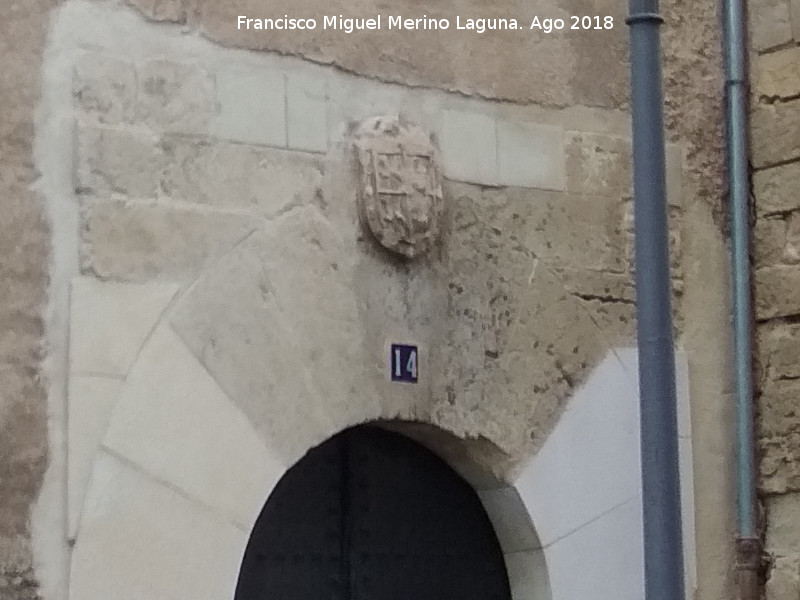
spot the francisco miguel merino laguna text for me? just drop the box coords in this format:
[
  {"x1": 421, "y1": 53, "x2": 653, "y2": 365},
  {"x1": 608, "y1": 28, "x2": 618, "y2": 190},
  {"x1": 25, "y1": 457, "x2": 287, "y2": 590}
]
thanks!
[{"x1": 237, "y1": 14, "x2": 524, "y2": 34}]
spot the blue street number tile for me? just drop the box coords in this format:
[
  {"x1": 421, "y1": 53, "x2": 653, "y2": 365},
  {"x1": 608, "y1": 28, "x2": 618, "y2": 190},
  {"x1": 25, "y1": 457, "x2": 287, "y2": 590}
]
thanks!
[{"x1": 390, "y1": 344, "x2": 418, "y2": 383}]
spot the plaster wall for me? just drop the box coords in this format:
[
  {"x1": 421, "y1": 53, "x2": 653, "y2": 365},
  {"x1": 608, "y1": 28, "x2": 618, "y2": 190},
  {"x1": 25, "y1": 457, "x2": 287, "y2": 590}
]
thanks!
[{"x1": 0, "y1": 0, "x2": 736, "y2": 600}]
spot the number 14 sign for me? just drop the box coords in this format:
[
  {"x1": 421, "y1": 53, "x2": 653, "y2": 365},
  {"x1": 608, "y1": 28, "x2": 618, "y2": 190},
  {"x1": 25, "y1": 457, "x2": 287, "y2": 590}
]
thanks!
[{"x1": 390, "y1": 344, "x2": 418, "y2": 383}]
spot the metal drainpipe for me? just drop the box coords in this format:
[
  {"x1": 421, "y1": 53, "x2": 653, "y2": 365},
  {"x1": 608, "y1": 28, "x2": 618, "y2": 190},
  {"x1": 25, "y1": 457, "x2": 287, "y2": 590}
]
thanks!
[
  {"x1": 722, "y1": 0, "x2": 761, "y2": 595},
  {"x1": 626, "y1": 2, "x2": 685, "y2": 600}
]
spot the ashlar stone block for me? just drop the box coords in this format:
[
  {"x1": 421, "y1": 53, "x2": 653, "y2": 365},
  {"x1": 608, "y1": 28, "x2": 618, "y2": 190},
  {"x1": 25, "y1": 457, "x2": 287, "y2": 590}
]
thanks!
[
  {"x1": 766, "y1": 556, "x2": 800, "y2": 600},
  {"x1": 766, "y1": 493, "x2": 800, "y2": 554},
  {"x1": 754, "y1": 217, "x2": 789, "y2": 268},
  {"x1": 286, "y1": 72, "x2": 328, "y2": 153},
  {"x1": 755, "y1": 161, "x2": 800, "y2": 215},
  {"x1": 754, "y1": 265, "x2": 800, "y2": 319},
  {"x1": 160, "y1": 137, "x2": 324, "y2": 216},
  {"x1": 73, "y1": 53, "x2": 136, "y2": 125},
  {"x1": 761, "y1": 323, "x2": 800, "y2": 381},
  {"x1": 136, "y1": 60, "x2": 215, "y2": 134},
  {"x1": 497, "y1": 119, "x2": 564, "y2": 190},
  {"x1": 565, "y1": 132, "x2": 631, "y2": 196},
  {"x1": 441, "y1": 109, "x2": 497, "y2": 185},
  {"x1": 794, "y1": 0, "x2": 800, "y2": 40},
  {"x1": 751, "y1": 99, "x2": 800, "y2": 168},
  {"x1": 212, "y1": 67, "x2": 285, "y2": 147},
  {"x1": 79, "y1": 199, "x2": 255, "y2": 281},
  {"x1": 748, "y1": 0, "x2": 793, "y2": 51},
  {"x1": 755, "y1": 46, "x2": 800, "y2": 100},
  {"x1": 76, "y1": 124, "x2": 167, "y2": 199}
]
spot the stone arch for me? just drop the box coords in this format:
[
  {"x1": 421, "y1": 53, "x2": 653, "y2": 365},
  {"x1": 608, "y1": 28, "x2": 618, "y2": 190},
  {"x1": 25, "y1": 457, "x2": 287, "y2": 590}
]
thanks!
[{"x1": 66, "y1": 301, "x2": 694, "y2": 600}]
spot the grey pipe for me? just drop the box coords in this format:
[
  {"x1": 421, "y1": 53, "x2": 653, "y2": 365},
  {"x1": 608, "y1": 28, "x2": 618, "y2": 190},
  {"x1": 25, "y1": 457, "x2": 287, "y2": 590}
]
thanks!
[
  {"x1": 722, "y1": 0, "x2": 761, "y2": 594},
  {"x1": 626, "y1": 2, "x2": 685, "y2": 600}
]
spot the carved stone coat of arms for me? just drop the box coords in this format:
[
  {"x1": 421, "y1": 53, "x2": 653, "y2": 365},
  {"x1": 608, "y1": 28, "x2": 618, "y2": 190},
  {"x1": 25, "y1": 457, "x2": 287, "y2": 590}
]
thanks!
[{"x1": 354, "y1": 116, "x2": 445, "y2": 259}]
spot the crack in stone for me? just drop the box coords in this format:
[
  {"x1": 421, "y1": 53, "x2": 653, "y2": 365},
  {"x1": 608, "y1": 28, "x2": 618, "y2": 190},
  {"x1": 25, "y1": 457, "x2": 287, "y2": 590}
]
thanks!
[{"x1": 570, "y1": 292, "x2": 635, "y2": 306}]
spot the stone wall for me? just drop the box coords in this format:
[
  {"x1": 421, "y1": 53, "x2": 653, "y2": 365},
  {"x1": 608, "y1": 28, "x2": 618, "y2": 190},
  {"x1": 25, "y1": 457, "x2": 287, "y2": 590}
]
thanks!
[
  {"x1": 750, "y1": 0, "x2": 800, "y2": 597},
  {"x1": 0, "y1": 0, "x2": 737, "y2": 599}
]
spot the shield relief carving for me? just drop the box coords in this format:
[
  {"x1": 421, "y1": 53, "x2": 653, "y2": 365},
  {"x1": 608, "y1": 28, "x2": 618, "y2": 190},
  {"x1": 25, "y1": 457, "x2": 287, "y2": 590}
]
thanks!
[{"x1": 355, "y1": 116, "x2": 445, "y2": 259}]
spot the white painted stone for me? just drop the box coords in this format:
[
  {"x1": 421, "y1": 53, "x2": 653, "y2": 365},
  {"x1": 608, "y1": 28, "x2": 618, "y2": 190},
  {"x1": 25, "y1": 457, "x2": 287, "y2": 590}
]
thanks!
[
  {"x1": 103, "y1": 323, "x2": 285, "y2": 530},
  {"x1": 70, "y1": 451, "x2": 247, "y2": 600},
  {"x1": 287, "y1": 73, "x2": 328, "y2": 153},
  {"x1": 544, "y1": 498, "x2": 643, "y2": 600},
  {"x1": 479, "y1": 487, "x2": 541, "y2": 553},
  {"x1": 497, "y1": 120, "x2": 564, "y2": 190},
  {"x1": 515, "y1": 351, "x2": 642, "y2": 548},
  {"x1": 213, "y1": 67, "x2": 286, "y2": 147},
  {"x1": 441, "y1": 109, "x2": 497, "y2": 185},
  {"x1": 515, "y1": 349, "x2": 695, "y2": 600},
  {"x1": 67, "y1": 375, "x2": 122, "y2": 539},
  {"x1": 505, "y1": 550, "x2": 551, "y2": 600},
  {"x1": 69, "y1": 277, "x2": 178, "y2": 376}
]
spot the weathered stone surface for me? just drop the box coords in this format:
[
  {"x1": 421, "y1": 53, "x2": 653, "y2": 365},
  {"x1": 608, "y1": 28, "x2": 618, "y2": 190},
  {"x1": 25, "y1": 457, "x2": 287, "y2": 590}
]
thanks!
[
  {"x1": 756, "y1": 47, "x2": 800, "y2": 100},
  {"x1": 760, "y1": 379, "x2": 800, "y2": 493},
  {"x1": 135, "y1": 60, "x2": 215, "y2": 134},
  {"x1": 170, "y1": 207, "x2": 378, "y2": 463},
  {"x1": 79, "y1": 199, "x2": 255, "y2": 281},
  {"x1": 748, "y1": 0, "x2": 794, "y2": 51},
  {"x1": 160, "y1": 137, "x2": 324, "y2": 215},
  {"x1": 354, "y1": 116, "x2": 444, "y2": 258},
  {"x1": 794, "y1": 0, "x2": 800, "y2": 40},
  {"x1": 766, "y1": 556, "x2": 800, "y2": 600},
  {"x1": 565, "y1": 132, "x2": 631, "y2": 197},
  {"x1": 73, "y1": 54, "x2": 136, "y2": 125},
  {"x1": 433, "y1": 184, "x2": 628, "y2": 456},
  {"x1": 766, "y1": 493, "x2": 800, "y2": 554},
  {"x1": 76, "y1": 124, "x2": 167, "y2": 199},
  {"x1": 755, "y1": 265, "x2": 800, "y2": 320},
  {"x1": 760, "y1": 323, "x2": 800, "y2": 382},
  {"x1": 754, "y1": 217, "x2": 789, "y2": 268},
  {"x1": 755, "y1": 162, "x2": 800, "y2": 216},
  {"x1": 751, "y1": 99, "x2": 800, "y2": 168},
  {"x1": 786, "y1": 213, "x2": 800, "y2": 264},
  {"x1": 130, "y1": 0, "x2": 629, "y2": 110}
]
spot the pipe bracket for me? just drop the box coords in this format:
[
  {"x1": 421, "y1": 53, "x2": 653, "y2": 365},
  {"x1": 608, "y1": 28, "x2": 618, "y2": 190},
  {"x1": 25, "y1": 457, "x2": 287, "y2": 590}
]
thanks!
[{"x1": 625, "y1": 12, "x2": 664, "y2": 25}]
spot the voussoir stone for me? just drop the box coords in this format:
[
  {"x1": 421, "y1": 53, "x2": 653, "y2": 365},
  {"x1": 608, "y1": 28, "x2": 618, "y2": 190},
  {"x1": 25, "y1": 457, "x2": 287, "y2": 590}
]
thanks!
[{"x1": 755, "y1": 46, "x2": 800, "y2": 100}]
